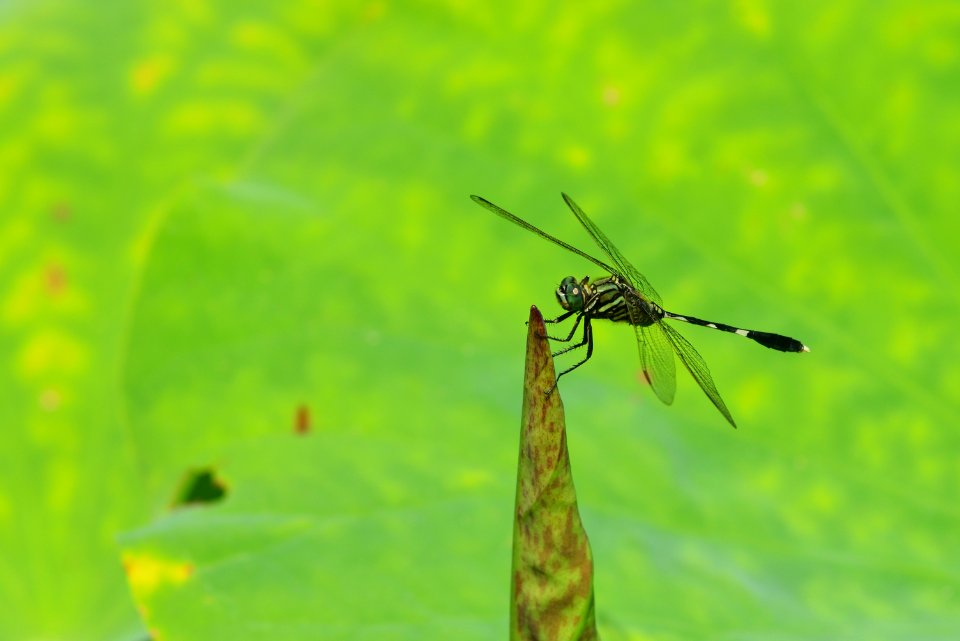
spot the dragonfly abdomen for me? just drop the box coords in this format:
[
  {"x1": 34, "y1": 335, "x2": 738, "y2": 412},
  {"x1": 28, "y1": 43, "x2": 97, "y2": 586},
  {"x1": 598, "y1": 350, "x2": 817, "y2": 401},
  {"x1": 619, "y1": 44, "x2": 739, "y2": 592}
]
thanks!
[{"x1": 664, "y1": 311, "x2": 809, "y2": 353}]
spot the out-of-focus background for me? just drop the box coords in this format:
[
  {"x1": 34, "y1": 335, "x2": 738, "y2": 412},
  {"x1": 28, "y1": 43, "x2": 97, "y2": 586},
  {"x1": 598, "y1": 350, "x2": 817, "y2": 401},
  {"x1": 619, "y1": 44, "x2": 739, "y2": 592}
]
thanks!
[{"x1": 2, "y1": 2, "x2": 959, "y2": 639}]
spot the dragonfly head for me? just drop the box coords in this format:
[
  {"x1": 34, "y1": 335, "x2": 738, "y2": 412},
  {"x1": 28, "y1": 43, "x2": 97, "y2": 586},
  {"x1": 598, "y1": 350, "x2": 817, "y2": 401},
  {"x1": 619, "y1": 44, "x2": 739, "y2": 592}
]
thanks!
[{"x1": 556, "y1": 276, "x2": 586, "y2": 312}]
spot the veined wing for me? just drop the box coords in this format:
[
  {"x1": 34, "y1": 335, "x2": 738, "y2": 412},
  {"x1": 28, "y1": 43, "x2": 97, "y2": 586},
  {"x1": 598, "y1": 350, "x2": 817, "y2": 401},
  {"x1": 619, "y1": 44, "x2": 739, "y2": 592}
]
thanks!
[
  {"x1": 561, "y1": 193, "x2": 662, "y2": 305},
  {"x1": 470, "y1": 195, "x2": 617, "y2": 275},
  {"x1": 661, "y1": 322, "x2": 737, "y2": 428},
  {"x1": 636, "y1": 324, "x2": 676, "y2": 406}
]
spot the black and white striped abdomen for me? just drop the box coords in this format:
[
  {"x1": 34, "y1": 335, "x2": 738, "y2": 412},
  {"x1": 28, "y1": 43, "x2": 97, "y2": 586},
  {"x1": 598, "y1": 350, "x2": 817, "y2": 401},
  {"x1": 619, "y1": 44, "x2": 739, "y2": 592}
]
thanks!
[{"x1": 664, "y1": 311, "x2": 809, "y2": 353}]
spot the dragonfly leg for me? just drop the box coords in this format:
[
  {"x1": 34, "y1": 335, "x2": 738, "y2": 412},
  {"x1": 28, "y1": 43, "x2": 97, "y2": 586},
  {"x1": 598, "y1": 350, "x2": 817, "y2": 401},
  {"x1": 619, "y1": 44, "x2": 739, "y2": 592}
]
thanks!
[
  {"x1": 543, "y1": 312, "x2": 582, "y2": 343},
  {"x1": 544, "y1": 310, "x2": 575, "y2": 324},
  {"x1": 546, "y1": 318, "x2": 594, "y2": 395},
  {"x1": 528, "y1": 310, "x2": 575, "y2": 339},
  {"x1": 551, "y1": 317, "x2": 589, "y2": 357}
]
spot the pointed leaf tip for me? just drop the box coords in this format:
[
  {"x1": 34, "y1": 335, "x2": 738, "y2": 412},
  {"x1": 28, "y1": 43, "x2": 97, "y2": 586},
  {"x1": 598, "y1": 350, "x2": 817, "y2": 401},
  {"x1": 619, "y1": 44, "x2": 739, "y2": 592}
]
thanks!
[
  {"x1": 512, "y1": 306, "x2": 598, "y2": 640},
  {"x1": 523, "y1": 306, "x2": 556, "y2": 401}
]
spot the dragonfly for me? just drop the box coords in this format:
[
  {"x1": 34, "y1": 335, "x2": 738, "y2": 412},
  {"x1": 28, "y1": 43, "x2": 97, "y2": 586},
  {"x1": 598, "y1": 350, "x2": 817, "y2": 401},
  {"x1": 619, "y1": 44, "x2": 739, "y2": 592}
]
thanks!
[{"x1": 471, "y1": 192, "x2": 809, "y2": 428}]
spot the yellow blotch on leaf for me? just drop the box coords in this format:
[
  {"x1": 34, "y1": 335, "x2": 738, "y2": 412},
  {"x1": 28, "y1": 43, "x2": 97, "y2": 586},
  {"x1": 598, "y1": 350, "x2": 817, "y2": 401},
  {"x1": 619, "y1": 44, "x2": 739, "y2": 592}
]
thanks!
[
  {"x1": 0, "y1": 66, "x2": 25, "y2": 106},
  {"x1": 747, "y1": 168, "x2": 770, "y2": 187},
  {"x1": 602, "y1": 85, "x2": 622, "y2": 107},
  {"x1": 363, "y1": 1, "x2": 386, "y2": 22},
  {"x1": 752, "y1": 464, "x2": 783, "y2": 494},
  {"x1": 806, "y1": 481, "x2": 839, "y2": 515},
  {"x1": 889, "y1": 319, "x2": 926, "y2": 366},
  {"x1": 734, "y1": 0, "x2": 773, "y2": 38},
  {"x1": 560, "y1": 144, "x2": 592, "y2": 170},
  {"x1": 451, "y1": 467, "x2": 494, "y2": 490},
  {"x1": 130, "y1": 54, "x2": 175, "y2": 96},
  {"x1": 124, "y1": 553, "x2": 194, "y2": 597},
  {"x1": 16, "y1": 329, "x2": 89, "y2": 379},
  {"x1": 736, "y1": 375, "x2": 772, "y2": 411},
  {"x1": 649, "y1": 139, "x2": 690, "y2": 182}
]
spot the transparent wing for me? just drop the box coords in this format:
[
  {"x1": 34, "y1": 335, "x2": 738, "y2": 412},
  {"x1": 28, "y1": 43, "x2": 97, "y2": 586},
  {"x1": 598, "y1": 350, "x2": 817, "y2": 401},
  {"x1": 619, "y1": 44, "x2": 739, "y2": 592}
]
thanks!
[
  {"x1": 636, "y1": 324, "x2": 676, "y2": 406},
  {"x1": 660, "y1": 322, "x2": 737, "y2": 428},
  {"x1": 561, "y1": 193, "x2": 662, "y2": 305},
  {"x1": 470, "y1": 195, "x2": 617, "y2": 275}
]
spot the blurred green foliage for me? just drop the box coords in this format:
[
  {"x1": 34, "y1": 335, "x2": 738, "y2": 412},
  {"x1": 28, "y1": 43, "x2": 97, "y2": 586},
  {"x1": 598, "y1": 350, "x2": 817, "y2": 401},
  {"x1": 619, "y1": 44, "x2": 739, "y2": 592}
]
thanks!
[{"x1": 2, "y1": 1, "x2": 959, "y2": 639}]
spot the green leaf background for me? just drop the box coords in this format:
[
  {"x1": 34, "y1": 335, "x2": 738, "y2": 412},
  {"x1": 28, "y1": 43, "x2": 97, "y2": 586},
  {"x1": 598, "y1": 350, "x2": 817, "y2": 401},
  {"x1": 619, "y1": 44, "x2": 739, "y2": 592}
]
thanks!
[{"x1": 2, "y1": 1, "x2": 958, "y2": 639}]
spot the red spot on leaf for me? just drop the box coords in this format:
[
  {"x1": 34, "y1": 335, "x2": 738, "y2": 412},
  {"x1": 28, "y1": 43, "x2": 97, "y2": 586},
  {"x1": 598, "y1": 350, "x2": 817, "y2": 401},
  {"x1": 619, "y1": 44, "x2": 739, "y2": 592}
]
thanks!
[
  {"x1": 39, "y1": 388, "x2": 61, "y2": 411},
  {"x1": 51, "y1": 202, "x2": 71, "y2": 222},
  {"x1": 295, "y1": 404, "x2": 310, "y2": 434},
  {"x1": 45, "y1": 264, "x2": 66, "y2": 296}
]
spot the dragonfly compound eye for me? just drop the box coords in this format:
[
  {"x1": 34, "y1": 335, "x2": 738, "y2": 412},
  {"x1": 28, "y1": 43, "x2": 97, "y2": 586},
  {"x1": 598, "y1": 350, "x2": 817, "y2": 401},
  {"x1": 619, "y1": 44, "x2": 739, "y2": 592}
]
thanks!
[{"x1": 556, "y1": 276, "x2": 584, "y2": 311}]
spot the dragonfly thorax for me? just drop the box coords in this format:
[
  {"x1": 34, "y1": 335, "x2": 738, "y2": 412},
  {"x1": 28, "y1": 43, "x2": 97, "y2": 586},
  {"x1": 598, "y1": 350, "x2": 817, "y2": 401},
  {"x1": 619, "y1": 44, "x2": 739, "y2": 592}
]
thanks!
[{"x1": 556, "y1": 276, "x2": 590, "y2": 312}]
